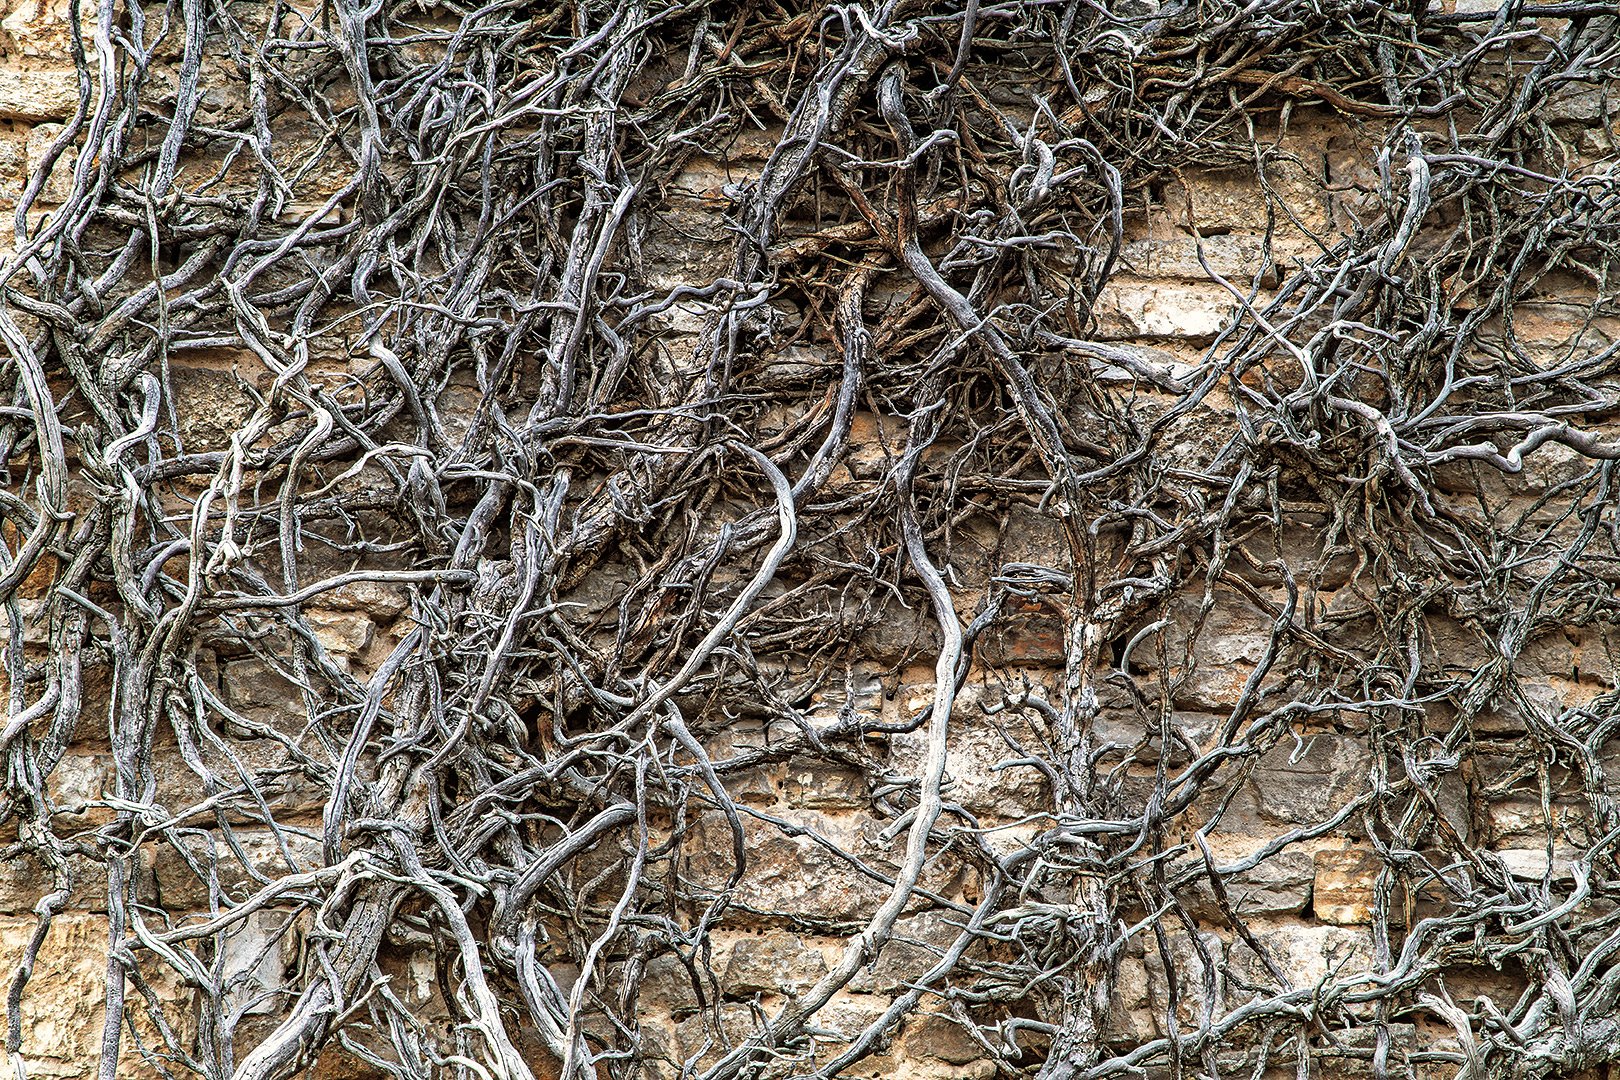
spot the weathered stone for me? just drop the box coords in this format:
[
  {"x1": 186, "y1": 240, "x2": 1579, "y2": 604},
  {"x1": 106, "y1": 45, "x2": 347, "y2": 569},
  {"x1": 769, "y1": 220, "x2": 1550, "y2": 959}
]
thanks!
[
  {"x1": 755, "y1": 344, "x2": 836, "y2": 389},
  {"x1": 1486, "y1": 794, "x2": 1585, "y2": 843},
  {"x1": 724, "y1": 934, "x2": 828, "y2": 997},
  {"x1": 171, "y1": 364, "x2": 256, "y2": 453},
  {"x1": 223, "y1": 657, "x2": 303, "y2": 711},
  {"x1": 1, "y1": 0, "x2": 87, "y2": 60},
  {"x1": 1104, "y1": 956, "x2": 1156, "y2": 1043},
  {"x1": 801, "y1": 666, "x2": 885, "y2": 732},
  {"x1": 857, "y1": 599, "x2": 941, "y2": 667},
  {"x1": 1494, "y1": 846, "x2": 1579, "y2": 881},
  {"x1": 1312, "y1": 848, "x2": 1383, "y2": 925},
  {"x1": 24, "y1": 121, "x2": 71, "y2": 203},
  {"x1": 1187, "y1": 849, "x2": 1316, "y2": 918},
  {"x1": 675, "y1": 1002, "x2": 759, "y2": 1067},
  {"x1": 1251, "y1": 734, "x2": 1372, "y2": 828},
  {"x1": 811, "y1": 992, "x2": 889, "y2": 1044},
  {"x1": 897, "y1": 1011, "x2": 983, "y2": 1065},
  {"x1": 1119, "y1": 226, "x2": 1274, "y2": 281},
  {"x1": 0, "y1": 71, "x2": 76, "y2": 120},
  {"x1": 1143, "y1": 928, "x2": 1224, "y2": 1025},
  {"x1": 849, "y1": 910, "x2": 961, "y2": 994},
  {"x1": 1140, "y1": 588, "x2": 1293, "y2": 710},
  {"x1": 150, "y1": 733, "x2": 327, "y2": 826},
  {"x1": 1228, "y1": 514, "x2": 1360, "y2": 591},
  {"x1": 323, "y1": 577, "x2": 412, "y2": 619},
  {"x1": 977, "y1": 597, "x2": 1067, "y2": 665},
  {"x1": 0, "y1": 913, "x2": 190, "y2": 1078},
  {"x1": 304, "y1": 608, "x2": 375, "y2": 658},
  {"x1": 45, "y1": 751, "x2": 112, "y2": 823},
  {"x1": 685, "y1": 811, "x2": 887, "y2": 923},
  {"x1": 153, "y1": 827, "x2": 322, "y2": 911},
  {"x1": 1093, "y1": 279, "x2": 1237, "y2": 340},
  {"x1": 891, "y1": 722, "x2": 1042, "y2": 814},
  {"x1": 1544, "y1": 85, "x2": 1614, "y2": 124},
  {"x1": 697, "y1": 722, "x2": 777, "y2": 805},
  {"x1": 782, "y1": 756, "x2": 868, "y2": 810},
  {"x1": 220, "y1": 909, "x2": 296, "y2": 1017},
  {"x1": 0, "y1": 846, "x2": 155, "y2": 915},
  {"x1": 1096, "y1": 709, "x2": 1221, "y2": 766},
  {"x1": 640, "y1": 952, "x2": 708, "y2": 1016},
  {"x1": 1160, "y1": 163, "x2": 1330, "y2": 238},
  {"x1": 1228, "y1": 921, "x2": 1374, "y2": 993}
]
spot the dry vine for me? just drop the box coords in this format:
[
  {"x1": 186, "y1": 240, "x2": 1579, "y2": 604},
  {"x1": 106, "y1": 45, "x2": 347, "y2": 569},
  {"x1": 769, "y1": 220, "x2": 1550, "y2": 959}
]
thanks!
[{"x1": 2, "y1": 1, "x2": 1620, "y2": 1079}]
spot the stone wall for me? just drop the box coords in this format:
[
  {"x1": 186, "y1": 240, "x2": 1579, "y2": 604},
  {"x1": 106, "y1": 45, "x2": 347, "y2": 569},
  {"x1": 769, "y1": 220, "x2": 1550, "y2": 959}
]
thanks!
[{"x1": 1, "y1": 3, "x2": 1619, "y2": 1080}]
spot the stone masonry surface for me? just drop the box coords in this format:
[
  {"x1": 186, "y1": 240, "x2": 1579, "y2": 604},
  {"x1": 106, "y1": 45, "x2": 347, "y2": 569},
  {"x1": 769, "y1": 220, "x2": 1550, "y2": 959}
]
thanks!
[{"x1": 0, "y1": 3, "x2": 1618, "y2": 1080}]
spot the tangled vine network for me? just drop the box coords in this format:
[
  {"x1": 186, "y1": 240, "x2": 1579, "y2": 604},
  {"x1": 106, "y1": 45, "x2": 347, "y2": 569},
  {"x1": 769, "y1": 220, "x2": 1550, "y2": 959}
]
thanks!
[{"x1": 3, "y1": 0, "x2": 1620, "y2": 1078}]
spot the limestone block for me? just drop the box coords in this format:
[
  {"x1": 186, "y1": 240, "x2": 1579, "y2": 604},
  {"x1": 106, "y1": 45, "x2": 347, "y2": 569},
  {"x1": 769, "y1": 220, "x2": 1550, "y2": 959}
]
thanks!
[
  {"x1": 0, "y1": 70, "x2": 79, "y2": 122},
  {"x1": 977, "y1": 597, "x2": 1066, "y2": 665},
  {"x1": 1544, "y1": 85, "x2": 1614, "y2": 124},
  {"x1": 220, "y1": 909, "x2": 296, "y2": 1017},
  {"x1": 857, "y1": 598, "x2": 942, "y2": 666},
  {"x1": 1149, "y1": 589, "x2": 1289, "y2": 709},
  {"x1": 149, "y1": 736, "x2": 328, "y2": 825},
  {"x1": 782, "y1": 756, "x2": 868, "y2": 810},
  {"x1": 170, "y1": 364, "x2": 256, "y2": 453},
  {"x1": 1092, "y1": 279, "x2": 1237, "y2": 340},
  {"x1": 1161, "y1": 163, "x2": 1331, "y2": 238},
  {"x1": 24, "y1": 122, "x2": 72, "y2": 203},
  {"x1": 1097, "y1": 709, "x2": 1221, "y2": 766},
  {"x1": 304, "y1": 608, "x2": 375, "y2": 657},
  {"x1": 812, "y1": 992, "x2": 889, "y2": 1043},
  {"x1": 1143, "y1": 927, "x2": 1225, "y2": 1025},
  {"x1": 1227, "y1": 513, "x2": 1359, "y2": 590},
  {"x1": 1228, "y1": 921, "x2": 1373, "y2": 994},
  {"x1": 1104, "y1": 955, "x2": 1156, "y2": 1043},
  {"x1": 1, "y1": 0, "x2": 89, "y2": 60},
  {"x1": 1312, "y1": 848, "x2": 1382, "y2": 925},
  {"x1": 754, "y1": 344, "x2": 836, "y2": 390},
  {"x1": 685, "y1": 811, "x2": 887, "y2": 923},
  {"x1": 1251, "y1": 734, "x2": 1372, "y2": 828},
  {"x1": 1186, "y1": 849, "x2": 1316, "y2": 918},
  {"x1": 849, "y1": 910, "x2": 961, "y2": 994},
  {"x1": 897, "y1": 1011, "x2": 983, "y2": 1065},
  {"x1": 724, "y1": 934, "x2": 828, "y2": 997},
  {"x1": 1485, "y1": 794, "x2": 1586, "y2": 844},
  {"x1": 0, "y1": 845, "x2": 156, "y2": 915},
  {"x1": 46, "y1": 750, "x2": 113, "y2": 823},
  {"x1": 639, "y1": 952, "x2": 708, "y2": 1016},
  {"x1": 632, "y1": 1014, "x2": 683, "y2": 1078},
  {"x1": 153, "y1": 827, "x2": 322, "y2": 911},
  {"x1": 888, "y1": 684, "x2": 1050, "y2": 817},
  {"x1": 801, "y1": 666, "x2": 884, "y2": 732},
  {"x1": 223, "y1": 657, "x2": 302, "y2": 711},
  {"x1": 842, "y1": 411, "x2": 906, "y2": 479},
  {"x1": 1494, "y1": 846, "x2": 1579, "y2": 881},
  {"x1": 1119, "y1": 227, "x2": 1274, "y2": 281},
  {"x1": 675, "y1": 1002, "x2": 760, "y2": 1068},
  {"x1": 322, "y1": 577, "x2": 412, "y2": 619},
  {"x1": 695, "y1": 723, "x2": 777, "y2": 805},
  {"x1": 0, "y1": 913, "x2": 190, "y2": 1079}
]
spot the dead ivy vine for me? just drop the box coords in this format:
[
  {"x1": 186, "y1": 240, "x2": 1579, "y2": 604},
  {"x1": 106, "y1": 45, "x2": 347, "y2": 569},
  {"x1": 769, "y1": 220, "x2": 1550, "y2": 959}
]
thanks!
[{"x1": 2, "y1": 0, "x2": 1620, "y2": 1079}]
